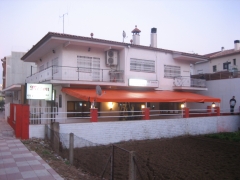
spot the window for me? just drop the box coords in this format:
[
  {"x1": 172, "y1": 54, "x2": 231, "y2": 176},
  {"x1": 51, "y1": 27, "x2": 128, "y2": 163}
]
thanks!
[
  {"x1": 130, "y1": 58, "x2": 155, "y2": 73},
  {"x1": 52, "y1": 57, "x2": 59, "y2": 74},
  {"x1": 233, "y1": 59, "x2": 236, "y2": 65},
  {"x1": 164, "y1": 65, "x2": 181, "y2": 78},
  {"x1": 213, "y1": 65, "x2": 217, "y2": 72},
  {"x1": 223, "y1": 62, "x2": 230, "y2": 70},
  {"x1": 77, "y1": 56, "x2": 92, "y2": 73}
]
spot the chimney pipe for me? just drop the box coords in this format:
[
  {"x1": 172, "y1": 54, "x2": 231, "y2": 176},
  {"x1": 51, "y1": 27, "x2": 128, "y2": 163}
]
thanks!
[
  {"x1": 150, "y1": 28, "x2": 157, "y2": 48},
  {"x1": 221, "y1": 47, "x2": 224, "y2": 51},
  {"x1": 234, "y1": 40, "x2": 240, "y2": 51}
]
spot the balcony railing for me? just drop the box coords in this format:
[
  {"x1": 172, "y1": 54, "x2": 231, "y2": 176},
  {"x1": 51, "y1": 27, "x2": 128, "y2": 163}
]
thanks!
[
  {"x1": 173, "y1": 76, "x2": 206, "y2": 88},
  {"x1": 26, "y1": 66, "x2": 125, "y2": 83},
  {"x1": 191, "y1": 70, "x2": 240, "y2": 81}
]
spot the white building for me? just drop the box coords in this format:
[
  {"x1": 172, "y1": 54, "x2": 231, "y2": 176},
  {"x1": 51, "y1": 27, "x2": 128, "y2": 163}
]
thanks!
[
  {"x1": 1, "y1": 52, "x2": 36, "y2": 104},
  {"x1": 21, "y1": 27, "x2": 219, "y2": 123}
]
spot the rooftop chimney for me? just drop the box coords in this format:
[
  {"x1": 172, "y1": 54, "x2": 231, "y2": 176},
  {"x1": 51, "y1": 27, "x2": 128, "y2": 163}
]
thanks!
[
  {"x1": 131, "y1": 25, "x2": 141, "y2": 45},
  {"x1": 221, "y1": 47, "x2": 224, "y2": 51},
  {"x1": 234, "y1": 40, "x2": 240, "y2": 51},
  {"x1": 150, "y1": 28, "x2": 157, "y2": 48}
]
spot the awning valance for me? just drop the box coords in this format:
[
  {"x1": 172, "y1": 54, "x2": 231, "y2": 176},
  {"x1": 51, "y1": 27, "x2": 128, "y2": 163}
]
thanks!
[{"x1": 61, "y1": 88, "x2": 221, "y2": 103}]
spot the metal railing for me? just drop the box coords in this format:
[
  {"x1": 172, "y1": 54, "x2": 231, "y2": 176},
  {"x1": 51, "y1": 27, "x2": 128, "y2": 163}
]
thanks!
[
  {"x1": 26, "y1": 66, "x2": 125, "y2": 83},
  {"x1": 173, "y1": 76, "x2": 206, "y2": 87}
]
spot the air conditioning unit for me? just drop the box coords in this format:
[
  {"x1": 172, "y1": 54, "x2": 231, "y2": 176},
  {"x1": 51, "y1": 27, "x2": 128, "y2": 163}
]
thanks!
[{"x1": 105, "y1": 50, "x2": 118, "y2": 66}]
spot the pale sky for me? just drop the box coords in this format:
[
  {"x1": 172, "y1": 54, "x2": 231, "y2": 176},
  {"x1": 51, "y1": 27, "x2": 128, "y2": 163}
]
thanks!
[{"x1": 0, "y1": 0, "x2": 240, "y2": 84}]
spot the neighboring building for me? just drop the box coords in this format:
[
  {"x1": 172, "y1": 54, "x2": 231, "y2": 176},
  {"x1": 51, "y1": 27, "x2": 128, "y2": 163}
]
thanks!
[
  {"x1": 21, "y1": 27, "x2": 219, "y2": 123},
  {"x1": 193, "y1": 40, "x2": 240, "y2": 74},
  {"x1": 1, "y1": 51, "x2": 36, "y2": 107},
  {"x1": 191, "y1": 40, "x2": 240, "y2": 111}
]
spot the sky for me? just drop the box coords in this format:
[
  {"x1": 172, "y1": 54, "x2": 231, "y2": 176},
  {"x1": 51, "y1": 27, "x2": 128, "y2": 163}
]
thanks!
[{"x1": 0, "y1": 0, "x2": 240, "y2": 84}]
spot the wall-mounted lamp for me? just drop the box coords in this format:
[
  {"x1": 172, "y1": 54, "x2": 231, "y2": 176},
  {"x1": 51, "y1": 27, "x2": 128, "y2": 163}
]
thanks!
[
  {"x1": 52, "y1": 50, "x2": 55, "y2": 53},
  {"x1": 212, "y1": 102, "x2": 216, "y2": 108},
  {"x1": 152, "y1": 105, "x2": 155, "y2": 109},
  {"x1": 141, "y1": 104, "x2": 145, "y2": 109},
  {"x1": 108, "y1": 102, "x2": 113, "y2": 110},
  {"x1": 181, "y1": 103, "x2": 185, "y2": 108},
  {"x1": 88, "y1": 47, "x2": 91, "y2": 51}
]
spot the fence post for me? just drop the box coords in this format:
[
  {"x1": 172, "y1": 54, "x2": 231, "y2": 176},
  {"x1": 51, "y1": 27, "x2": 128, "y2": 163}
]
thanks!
[
  {"x1": 51, "y1": 122, "x2": 60, "y2": 154},
  {"x1": 15, "y1": 104, "x2": 22, "y2": 138},
  {"x1": 183, "y1": 107, "x2": 189, "y2": 118},
  {"x1": 69, "y1": 133, "x2": 74, "y2": 165},
  {"x1": 90, "y1": 108, "x2": 98, "y2": 122},
  {"x1": 129, "y1": 151, "x2": 136, "y2": 180},
  {"x1": 45, "y1": 124, "x2": 48, "y2": 140},
  {"x1": 142, "y1": 108, "x2": 150, "y2": 120}
]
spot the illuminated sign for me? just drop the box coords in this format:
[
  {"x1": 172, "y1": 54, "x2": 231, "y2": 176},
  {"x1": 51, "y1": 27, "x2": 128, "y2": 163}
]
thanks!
[
  {"x1": 26, "y1": 83, "x2": 52, "y2": 100},
  {"x1": 128, "y1": 79, "x2": 158, "y2": 87}
]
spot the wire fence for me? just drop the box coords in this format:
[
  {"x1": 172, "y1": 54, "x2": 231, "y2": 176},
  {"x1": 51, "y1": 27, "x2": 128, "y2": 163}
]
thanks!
[{"x1": 45, "y1": 124, "x2": 174, "y2": 180}]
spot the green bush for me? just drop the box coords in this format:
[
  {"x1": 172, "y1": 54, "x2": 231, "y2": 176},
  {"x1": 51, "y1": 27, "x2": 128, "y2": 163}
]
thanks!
[{"x1": 205, "y1": 131, "x2": 240, "y2": 142}]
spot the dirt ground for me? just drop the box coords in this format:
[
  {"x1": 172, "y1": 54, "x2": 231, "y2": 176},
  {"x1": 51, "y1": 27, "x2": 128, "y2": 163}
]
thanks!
[{"x1": 23, "y1": 135, "x2": 240, "y2": 180}]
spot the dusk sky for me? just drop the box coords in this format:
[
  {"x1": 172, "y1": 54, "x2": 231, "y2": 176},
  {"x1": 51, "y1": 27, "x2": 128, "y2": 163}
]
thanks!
[{"x1": 0, "y1": 0, "x2": 240, "y2": 84}]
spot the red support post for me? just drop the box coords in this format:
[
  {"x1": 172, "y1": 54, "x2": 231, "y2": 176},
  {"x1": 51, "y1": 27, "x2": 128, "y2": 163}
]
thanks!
[
  {"x1": 90, "y1": 108, "x2": 98, "y2": 122},
  {"x1": 207, "y1": 106, "x2": 212, "y2": 116},
  {"x1": 21, "y1": 105, "x2": 29, "y2": 139},
  {"x1": 214, "y1": 106, "x2": 220, "y2": 116},
  {"x1": 183, "y1": 107, "x2": 189, "y2": 118},
  {"x1": 142, "y1": 108, "x2": 150, "y2": 120},
  {"x1": 15, "y1": 104, "x2": 22, "y2": 138}
]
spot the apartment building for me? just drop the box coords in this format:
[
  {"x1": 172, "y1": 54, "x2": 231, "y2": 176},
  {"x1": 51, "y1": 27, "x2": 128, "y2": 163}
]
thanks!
[{"x1": 21, "y1": 27, "x2": 219, "y2": 123}]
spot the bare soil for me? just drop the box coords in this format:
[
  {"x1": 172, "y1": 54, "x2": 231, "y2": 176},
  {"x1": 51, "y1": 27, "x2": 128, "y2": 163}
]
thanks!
[{"x1": 22, "y1": 135, "x2": 240, "y2": 180}]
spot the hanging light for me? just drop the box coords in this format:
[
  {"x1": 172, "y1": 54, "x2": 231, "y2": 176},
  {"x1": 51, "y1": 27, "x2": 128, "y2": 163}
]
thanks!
[
  {"x1": 181, "y1": 103, "x2": 185, "y2": 108},
  {"x1": 212, "y1": 102, "x2": 216, "y2": 108}
]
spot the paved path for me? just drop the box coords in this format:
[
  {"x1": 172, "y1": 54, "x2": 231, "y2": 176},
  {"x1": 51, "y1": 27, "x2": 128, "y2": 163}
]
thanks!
[{"x1": 0, "y1": 112, "x2": 63, "y2": 180}]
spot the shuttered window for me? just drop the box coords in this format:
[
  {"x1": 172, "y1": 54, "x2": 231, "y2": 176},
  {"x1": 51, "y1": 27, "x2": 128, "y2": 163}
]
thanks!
[
  {"x1": 130, "y1": 58, "x2": 155, "y2": 73},
  {"x1": 77, "y1": 56, "x2": 100, "y2": 81},
  {"x1": 164, "y1": 65, "x2": 181, "y2": 78}
]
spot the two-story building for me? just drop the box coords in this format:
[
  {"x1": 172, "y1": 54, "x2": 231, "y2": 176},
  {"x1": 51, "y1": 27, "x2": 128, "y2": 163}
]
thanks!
[{"x1": 21, "y1": 26, "x2": 220, "y2": 123}]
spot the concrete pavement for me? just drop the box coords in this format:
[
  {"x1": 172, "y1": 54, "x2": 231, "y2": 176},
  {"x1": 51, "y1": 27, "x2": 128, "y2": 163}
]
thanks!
[{"x1": 0, "y1": 112, "x2": 63, "y2": 180}]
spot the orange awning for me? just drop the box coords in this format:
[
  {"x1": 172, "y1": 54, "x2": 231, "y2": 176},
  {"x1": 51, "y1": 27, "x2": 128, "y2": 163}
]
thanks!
[{"x1": 61, "y1": 88, "x2": 221, "y2": 103}]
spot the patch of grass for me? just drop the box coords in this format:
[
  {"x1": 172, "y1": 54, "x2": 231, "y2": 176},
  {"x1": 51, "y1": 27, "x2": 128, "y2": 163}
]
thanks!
[
  {"x1": 42, "y1": 150, "x2": 51, "y2": 155},
  {"x1": 205, "y1": 131, "x2": 240, "y2": 142}
]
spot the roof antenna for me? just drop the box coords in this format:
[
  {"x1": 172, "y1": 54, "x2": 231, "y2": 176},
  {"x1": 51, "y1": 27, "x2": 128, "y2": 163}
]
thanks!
[
  {"x1": 123, "y1": 30, "x2": 128, "y2": 42},
  {"x1": 60, "y1": 13, "x2": 68, "y2": 33}
]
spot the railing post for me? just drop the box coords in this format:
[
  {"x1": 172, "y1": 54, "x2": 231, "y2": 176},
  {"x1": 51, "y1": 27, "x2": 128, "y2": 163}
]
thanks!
[
  {"x1": 90, "y1": 108, "x2": 98, "y2": 122},
  {"x1": 142, "y1": 108, "x2": 150, "y2": 120},
  {"x1": 45, "y1": 124, "x2": 48, "y2": 140},
  {"x1": 183, "y1": 107, "x2": 189, "y2": 118},
  {"x1": 69, "y1": 133, "x2": 74, "y2": 165},
  {"x1": 129, "y1": 151, "x2": 136, "y2": 180}
]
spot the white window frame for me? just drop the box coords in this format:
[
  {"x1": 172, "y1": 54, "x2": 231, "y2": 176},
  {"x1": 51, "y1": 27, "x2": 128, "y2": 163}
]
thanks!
[{"x1": 130, "y1": 58, "x2": 155, "y2": 73}]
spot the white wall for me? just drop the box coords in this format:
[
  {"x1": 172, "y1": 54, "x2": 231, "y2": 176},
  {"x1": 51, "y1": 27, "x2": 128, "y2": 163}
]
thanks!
[
  {"x1": 188, "y1": 78, "x2": 240, "y2": 112},
  {"x1": 29, "y1": 116, "x2": 240, "y2": 146}
]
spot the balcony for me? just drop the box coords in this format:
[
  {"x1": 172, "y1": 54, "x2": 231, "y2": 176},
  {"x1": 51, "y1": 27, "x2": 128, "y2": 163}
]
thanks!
[
  {"x1": 26, "y1": 66, "x2": 125, "y2": 84},
  {"x1": 173, "y1": 76, "x2": 207, "y2": 90}
]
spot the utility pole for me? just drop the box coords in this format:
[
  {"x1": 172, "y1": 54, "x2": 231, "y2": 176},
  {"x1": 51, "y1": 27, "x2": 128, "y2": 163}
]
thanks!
[{"x1": 60, "y1": 13, "x2": 68, "y2": 33}]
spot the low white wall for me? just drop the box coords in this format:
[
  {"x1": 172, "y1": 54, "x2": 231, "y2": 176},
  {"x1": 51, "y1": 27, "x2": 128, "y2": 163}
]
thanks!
[{"x1": 29, "y1": 116, "x2": 240, "y2": 146}]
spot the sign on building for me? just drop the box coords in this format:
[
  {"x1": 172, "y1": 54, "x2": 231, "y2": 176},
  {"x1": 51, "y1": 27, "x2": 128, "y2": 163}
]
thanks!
[{"x1": 26, "y1": 83, "x2": 52, "y2": 100}]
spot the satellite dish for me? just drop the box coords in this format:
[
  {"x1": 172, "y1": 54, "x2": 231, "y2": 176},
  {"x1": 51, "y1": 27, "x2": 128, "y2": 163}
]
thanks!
[{"x1": 96, "y1": 85, "x2": 102, "y2": 96}]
